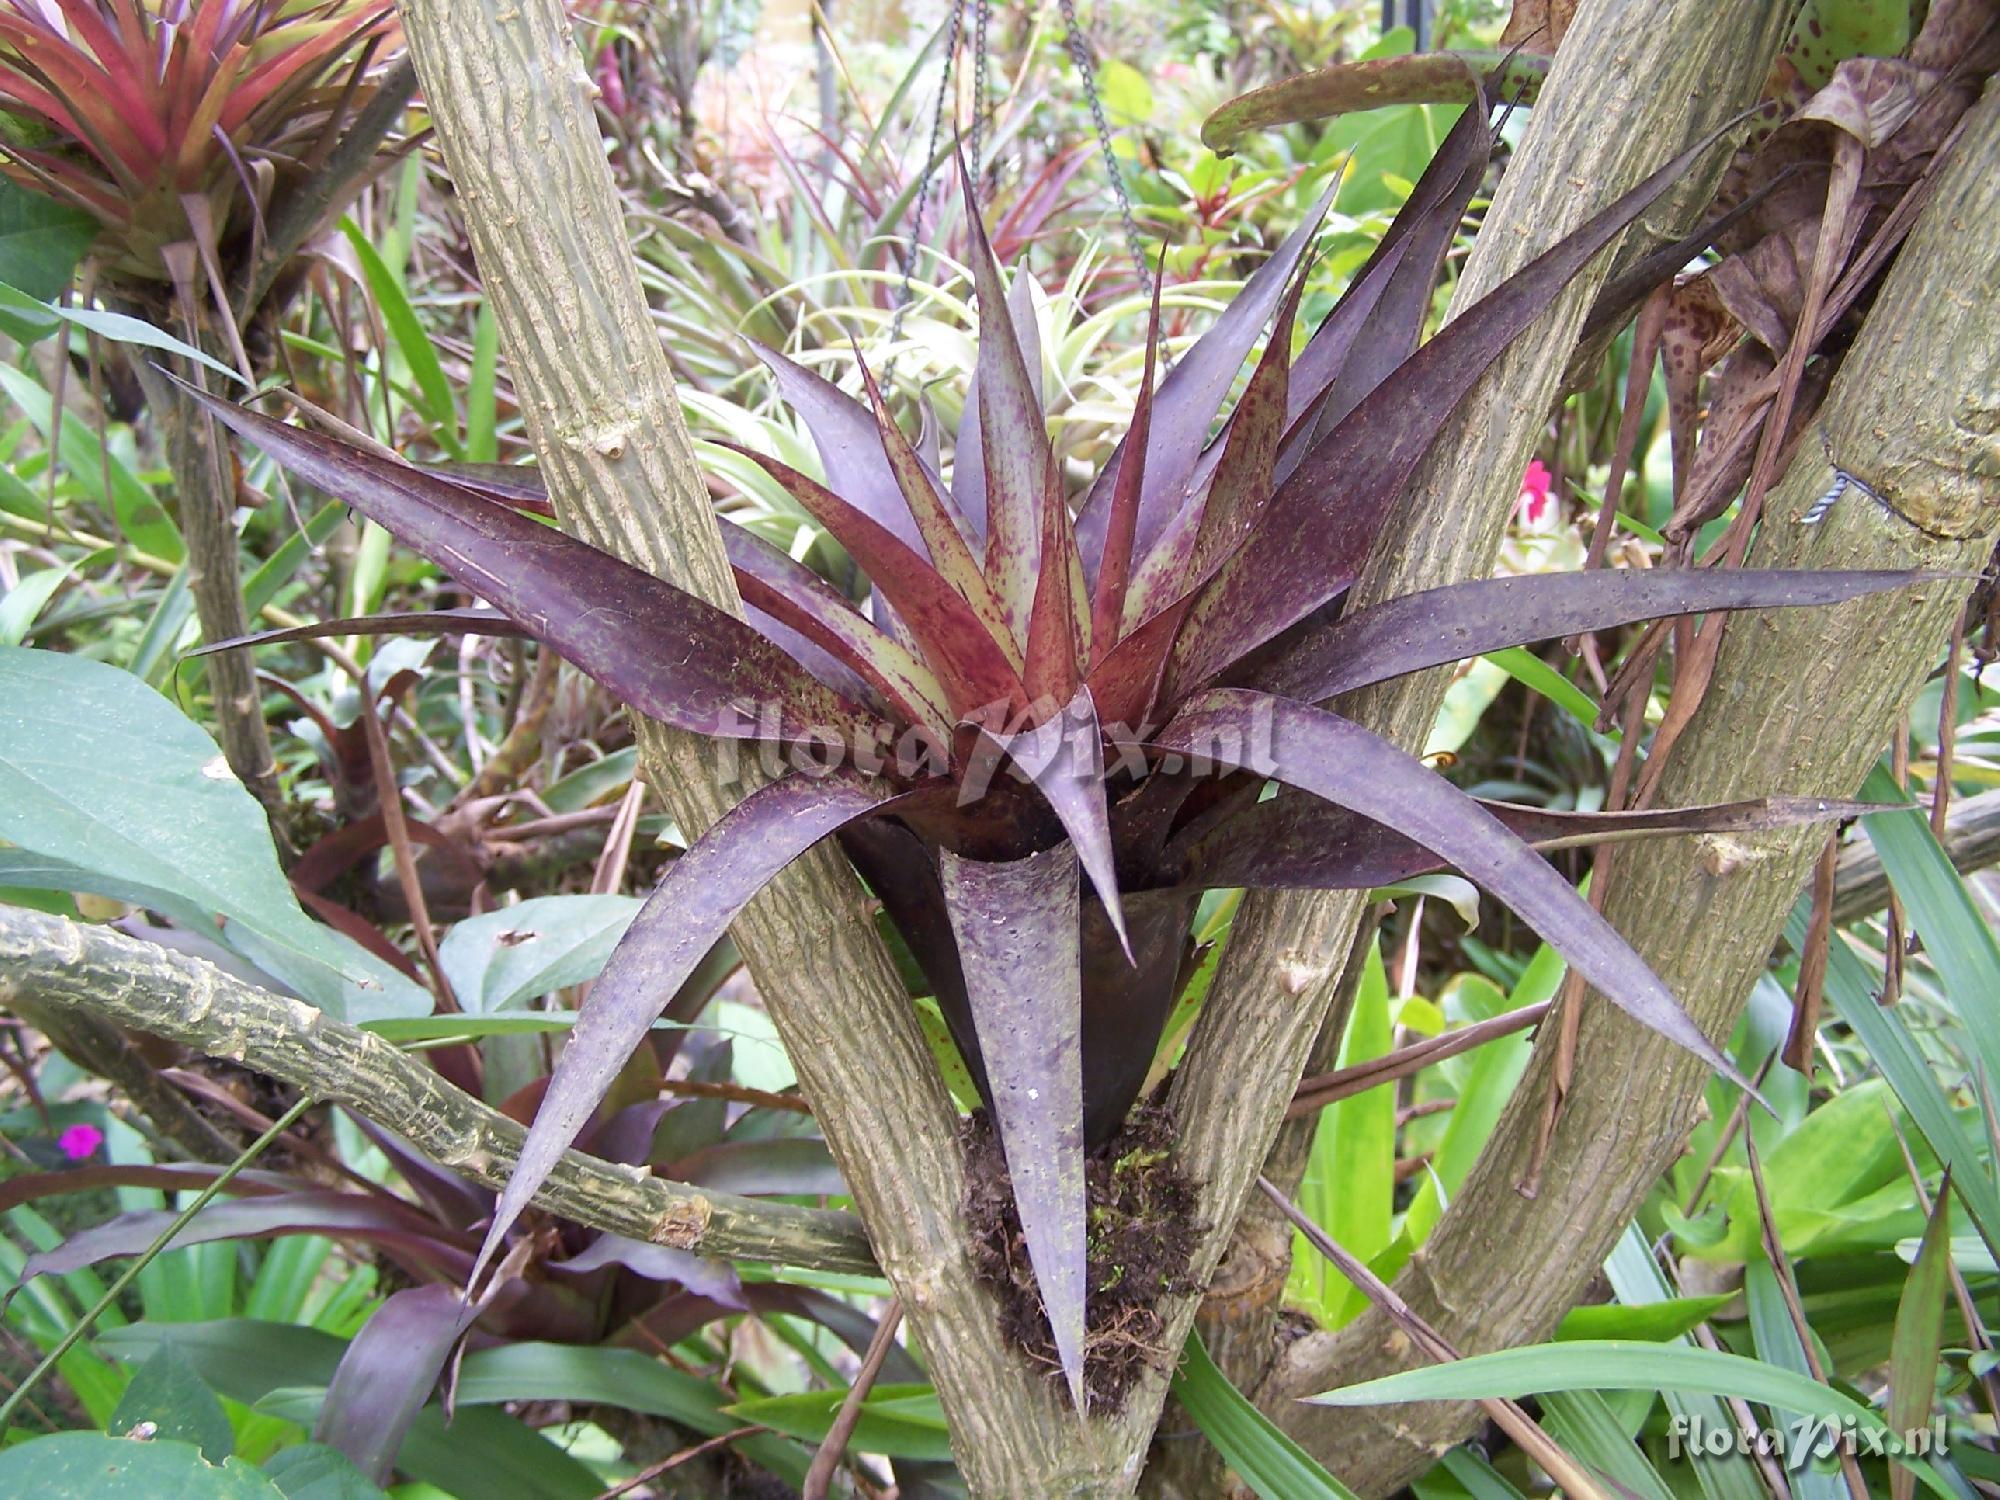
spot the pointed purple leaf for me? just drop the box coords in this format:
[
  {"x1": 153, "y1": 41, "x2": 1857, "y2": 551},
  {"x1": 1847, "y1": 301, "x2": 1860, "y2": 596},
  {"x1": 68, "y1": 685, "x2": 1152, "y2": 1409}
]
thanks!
[
  {"x1": 939, "y1": 840, "x2": 1088, "y2": 1407},
  {"x1": 980, "y1": 687, "x2": 1127, "y2": 953},
  {"x1": 1154, "y1": 689, "x2": 1752, "y2": 1090},
  {"x1": 1172, "y1": 791, "x2": 1875, "y2": 892},
  {"x1": 1247, "y1": 568, "x2": 1924, "y2": 705},
  {"x1": 186, "y1": 385, "x2": 892, "y2": 750},
  {"x1": 471, "y1": 771, "x2": 913, "y2": 1287},
  {"x1": 735, "y1": 448, "x2": 1027, "y2": 718},
  {"x1": 1171, "y1": 122, "x2": 1740, "y2": 695},
  {"x1": 411, "y1": 461, "x2": 553, "y2": 513},
  {"x1": 1090, "y1": 273, "x2": 1162, "y2": 663},
  {"x1": 750, "y1": 342, "x2": 927, "y2": 554},
  {"x1": 722, "y1": 521, "x2": 951, "y2": 734},
  {"x1": 1074, "y1": 180, "x2": 1338, "y2": 576},
  {"x1": 960, "y1": 158, "x2": 1060, "y2": 646},
  {"x1": 316, "y1": 1285, "x2": 476, "y2": 1485},
  {"x1": 1282, "y1": 90, "x2": 1494, "y2": 466}
]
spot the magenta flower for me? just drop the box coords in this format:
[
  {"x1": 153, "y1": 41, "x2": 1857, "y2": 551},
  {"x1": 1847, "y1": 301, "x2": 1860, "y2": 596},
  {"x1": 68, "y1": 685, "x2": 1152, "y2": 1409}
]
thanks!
[
  {"x1": 58, "y1": 1124, "x2": 104, "y2": 1162},
  {"x1": 1518, "y1": 458, "x2": 1555, "y2": 526}
]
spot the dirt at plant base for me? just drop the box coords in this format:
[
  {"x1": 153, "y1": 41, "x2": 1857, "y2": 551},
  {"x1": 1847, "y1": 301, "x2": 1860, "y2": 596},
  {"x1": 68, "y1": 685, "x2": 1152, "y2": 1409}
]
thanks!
[{"x1": 961, "y1": 1100, "x2": 1202, "y2": 1415}]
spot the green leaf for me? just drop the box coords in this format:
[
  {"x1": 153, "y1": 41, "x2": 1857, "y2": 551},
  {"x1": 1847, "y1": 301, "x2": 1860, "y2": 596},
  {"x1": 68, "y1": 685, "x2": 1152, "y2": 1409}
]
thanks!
[
  {"x1": 1540, "y1": 1389, "x2": 1674, "y2": 1500},
  {"x1": 1484, "y1": 647, "x2": 1604, "y2": 736},
  {"x1": 1305, "y1": 1340, "x2": 1954, "y2": 1497},
  {"x1": 1744, "y1": 1260, "x2": 1848, "y2": 1496},
  {"x1": 260, "y1": 1443, "x2": 389, "y2": 1500},
  {"x1": 0, "y1": 647, "x2": 428, "y2": 1021},
  {"x1": 437, "y1": 895, "x2": 639, "y2": 1013},
  {"x1": 1554, "y1": 1295, "x2": 1732, "y2": 1342},
  {"x1": 466, "y1": 303, "x2": 498, "y2": 464},
  {"x1": 0, "y1": 562, "x2": 75, "y2": 646},
  {"x1": 0, "y1": 363, "x2": 181, "y2": 561},
  {"x1": 1859, "y1": 765, "x2": 2000, "y2": 1105},
  {"x1": 1170, "y1": 1332, "x2": 1359, "y2": 1500},
  {"x1": 0, "y1": 282, "x2": 242, "y2": 382},
  {"x1": 0, "y1": 179, "x2": 98, "y2": 302},
  {"x1": 109, "y1": 1343, "x2": 234, "y2": 1462},
  {"x1": 0, "y1": 1432, "x2": 283, "y2": 1499},
  {"x1": 1889, "y1": 1189, "x2": 1952, "y2": 1500},
  {"x1": 338, "y1": 219, "x2": 460, "y2": 457},
  {"x1": 725, "y1": 1383, "x2": 952, "y2": 1463},
  {"x1": 1098, "y1": 58, "x2": 1154, "y2": 126}
]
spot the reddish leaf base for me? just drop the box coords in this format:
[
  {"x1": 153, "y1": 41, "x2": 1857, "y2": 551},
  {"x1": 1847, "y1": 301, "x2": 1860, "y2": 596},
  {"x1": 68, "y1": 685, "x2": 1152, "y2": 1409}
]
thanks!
[{"x1": 961, "y1": 1101, "x2": 1201, "y2": 1415}]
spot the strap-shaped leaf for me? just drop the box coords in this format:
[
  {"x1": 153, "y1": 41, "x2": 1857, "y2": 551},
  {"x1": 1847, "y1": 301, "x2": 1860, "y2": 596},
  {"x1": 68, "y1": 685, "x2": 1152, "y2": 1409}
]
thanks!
[
  {"x1": 1246, "y1": 567, "x2": 1923, "y2": 705},
  {"x1": 1154, "y1": 689, "x2": 1750, "y2": 1090},
  {"x1": 851, "y1": 352, "x2": 987, "y2": 595},
  {"x1": 960, "y1": 159, "x2": 1061, "y2": 647},
  {"x1": 1090, "y1": 274, "x2": 1161, "y2": 664},
  {"x1": 1281, "y1": 82, "x2": 1496, "y2": 473},
  {"x1": 750, "y1": 343, "x2": 928, "y2": 554},
  {"x1": 190, "y1": 386, "x2": 890, "y2": 749},
  {"x1": 951, "y1": 266, "x2": 1046, "y2": 546},
  {"x1": 977, "y1": 686, "x2": 1127, "y2": 953},
  {"x1": 1172, "y1": 121, "x2": 1741, "y2": 695},
  {"x1": 1169, "y1": 792, "x2": 1874, "y2": 893},
  {"x1": 1074, "y1": 181, "x2": 1338, "y2": 575},
  {"x1": 316, "y1": 1285, "x2": 475, "y2": 1485},
  {"x1": 192, "y1": 608, "x2": 529, "y2": 657},
  {"x1": 939, "y1": 840, "x2": 1088, "y2": 1407},
  {"x1": 722, "y1": 522, "x2": 952, "y2": 736},
  {"x1": 736, "y1": 448, "x2": 1028, "y2": 719},
  {"x1": 472, "y1": 771, "x2": 913, "y2": 1286}
]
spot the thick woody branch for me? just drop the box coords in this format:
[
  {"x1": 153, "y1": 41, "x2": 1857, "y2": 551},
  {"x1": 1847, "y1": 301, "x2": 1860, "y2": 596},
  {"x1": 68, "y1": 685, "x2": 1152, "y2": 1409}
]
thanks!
[
  {"x1": 0, "y1": 906, "x2": 879, "y2": 1275},
  {"x1": 1266, "y1": 81, "x2": 2000, "y2": 1495},
  {"x1": 380, "y1": 0, "x2": 1091, "y2": 1488},
  {"x1": 1134, "y1": 2, "x2": 1796, "y2": 1491}
]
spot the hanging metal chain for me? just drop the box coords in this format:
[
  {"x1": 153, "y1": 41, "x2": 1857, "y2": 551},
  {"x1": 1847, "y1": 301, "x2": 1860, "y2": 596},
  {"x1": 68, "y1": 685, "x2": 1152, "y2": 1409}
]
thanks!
[
  {"x1": 967, "y1": 0, "x2": 992, "y2": 179},
  {"x1": 887, "y1": 0, "x2": 967, "y2": 353},
  {"x1": 1058, "y1": 0, "x2": 1153, "y2": 297}
]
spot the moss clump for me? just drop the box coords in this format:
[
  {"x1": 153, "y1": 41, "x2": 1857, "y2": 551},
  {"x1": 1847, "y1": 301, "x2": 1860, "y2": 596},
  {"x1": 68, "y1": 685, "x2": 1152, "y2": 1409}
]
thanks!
[{"x1": 961, "y1": 1099, "x2": 1202, "y2": 1414}]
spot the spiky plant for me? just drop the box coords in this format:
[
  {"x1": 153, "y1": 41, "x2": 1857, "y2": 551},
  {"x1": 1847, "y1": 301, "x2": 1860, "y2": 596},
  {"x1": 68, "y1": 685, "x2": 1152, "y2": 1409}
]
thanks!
[
  {"x1": 0, "y1": 0, "x2": 396, "y2": 279},
  {"x1": 194, "y1": 96, "x2": 1916, "y2": 1405}
]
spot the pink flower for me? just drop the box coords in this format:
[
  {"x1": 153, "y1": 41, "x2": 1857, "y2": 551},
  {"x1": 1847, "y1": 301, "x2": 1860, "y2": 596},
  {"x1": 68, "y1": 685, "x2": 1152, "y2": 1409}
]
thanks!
[
  {"x1": 58, "y1": 1124, "x2": 103, "y2": 1161},
  {"x1": 1517, "y1": 458, "x2": 1554, "y2": 527}
]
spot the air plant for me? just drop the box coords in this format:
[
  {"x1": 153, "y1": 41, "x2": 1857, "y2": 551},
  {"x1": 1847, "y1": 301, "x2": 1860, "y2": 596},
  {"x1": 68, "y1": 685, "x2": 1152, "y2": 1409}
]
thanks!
[
  {"x1": 191, "y1": 89, "x2": 1920, "y2": 1406},
  {"x1": 0, "y1": 0, "x2": 398, "y2": 280}
]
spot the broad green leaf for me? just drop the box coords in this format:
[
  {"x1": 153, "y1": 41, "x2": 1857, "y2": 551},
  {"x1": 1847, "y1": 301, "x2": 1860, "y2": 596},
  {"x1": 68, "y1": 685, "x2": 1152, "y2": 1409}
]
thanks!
[
  {"x1": 0, "y1": 1432, "x2": 282, "y2": 1498},
  {"x1": 1288, "y1": 938, "x2": 1391, "y2": 1326},
  {"x1": 1099, "y1": 58, "x2": 1154, "y2": 125},
  {"x1": 0, "y1": 561, "x2": 75, "y2": 645},
  {"x1": 1305, "y1": 1340, "x2": 1953, "y2": 1497},
  {"x1": 1540, "y1": 1389, "x2": 1674, "y2": 1500},
  {"x1": 1603, "y1": 1225, "x2": 1767, "y2": 1500},
  {"x1": 1554, "y1": 1295, "x2": 1732, "y2": 1342},
  {"x1": 1792, "y1": 897, "x2": 2000, "y2": 1267},
  {"x1": 109, "y1": 1343, "x2": 234, "y2": 1462},
  {"x1": 0, "y1": 282, "x2": 241, "y2": 382},
  {"x1": 260, "y1": 1443, "x2": 389, "y2": 1500},
  {"x1": 0, "y1": 363, "x2": 181, "y2": 560},
  {"x1": 0, "y1": 179, "x2": 97, "y2": 302},
  {"x1": 1860, "y1": 765, "x2": 2000, "y2": 1105},
  {"x1": 1170, "y1": 1332, "x2": 1359, "y2": 1500},
  {"x1": 437, "y1": 895, "x2": 639, "y2": 1013},
  {"x1": 1889, "y1": 1190, "x2": 1952, "y2": 1500},
  {"x1": 725, "y1": 1383, "x2": 951, "y2": 1463},
  {"x1": 0, "y1": 647, "x2": 428, "y2": 1021}
]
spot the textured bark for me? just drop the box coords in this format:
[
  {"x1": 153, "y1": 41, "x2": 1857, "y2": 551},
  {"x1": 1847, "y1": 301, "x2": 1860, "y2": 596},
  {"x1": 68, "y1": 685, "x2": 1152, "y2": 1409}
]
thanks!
[
  {"x1": 383, "y1": 0, "x2": 1103, "y2": 1489},
  {"x1": 0, "y1": 906, "x2": 879, "y2": 1273},
  {"x1": 1265, "y1": 80, "x2": 2000, "y2": 1496},
  {"x1": 1136, "y1": 3, "x2": 1796, "y2": 1492}
]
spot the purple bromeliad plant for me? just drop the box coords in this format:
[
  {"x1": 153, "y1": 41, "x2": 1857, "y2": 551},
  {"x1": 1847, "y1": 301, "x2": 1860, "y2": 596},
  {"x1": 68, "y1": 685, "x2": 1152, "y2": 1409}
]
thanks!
[{"x1": 193, "y1": 89, "x2": 1915, "y2": 1404}]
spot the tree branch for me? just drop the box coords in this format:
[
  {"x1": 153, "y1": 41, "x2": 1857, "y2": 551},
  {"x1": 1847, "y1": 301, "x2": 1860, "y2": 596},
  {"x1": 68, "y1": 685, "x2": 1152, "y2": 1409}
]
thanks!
[
  {"x1": 1132, "y1": 2, "x2": 1796, "y2": 1490},
  {"x1": 380, "y1": 0, "x2": 1093, "y2": 1488},
  {"x1": 0, "y1": 906, "x2": 878, "y2": 1275},
  {"x1": 1265, "y1": 80, "x2": 2000, "y2": 1495}
]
